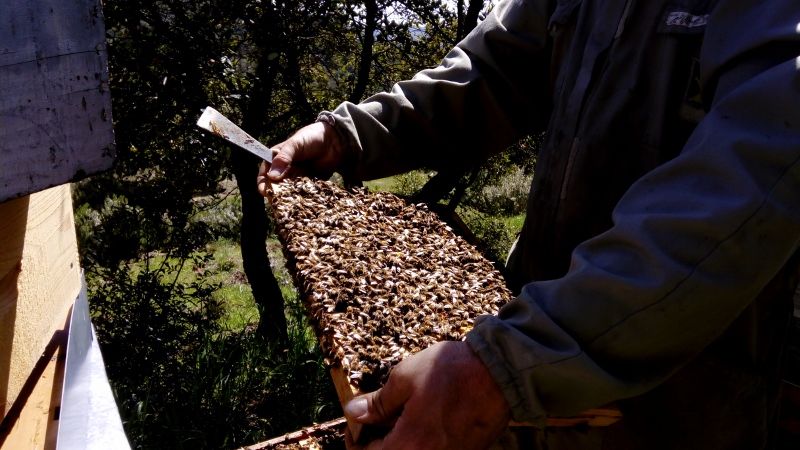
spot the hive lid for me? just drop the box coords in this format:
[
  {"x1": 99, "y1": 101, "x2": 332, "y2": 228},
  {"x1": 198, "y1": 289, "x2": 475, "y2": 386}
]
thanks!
[{"x1": 1, "y1": 0, "x2": 115, "y2": 203}]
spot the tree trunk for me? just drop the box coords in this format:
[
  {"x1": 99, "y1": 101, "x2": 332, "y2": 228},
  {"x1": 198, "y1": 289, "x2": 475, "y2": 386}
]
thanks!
[
  {"x1": 283, "y1": 45, "x2": 316, "y2": 124},
  {"x1": 464, "y1": 0, "x2": 483, "y2": 37},
  {"x1": 456, "y1": 0, "x2": 465, "y2": 40},
  {"x1": 348, "y1": 0, "x2": 378, "y2": 104},
  {"x1": 230, "y1": 149, "x2": 287, "y2": 345},
  {"x1": 232, "y1": 40, "x2": 288, "y2": 346}
]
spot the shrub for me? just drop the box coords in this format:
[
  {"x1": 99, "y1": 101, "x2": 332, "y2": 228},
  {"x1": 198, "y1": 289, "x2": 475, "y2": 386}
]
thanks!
[
  {"x1": 190, "y1": 185, "x2": 244, "y2": 241},
  {"x1": 392, "y1": 170, "x2": 432, "y2": 198},
  {"x1": 90, "y1": 251, "x2": 341, "y2": 449},
  {"x1": 458, "y1": 208, "x2": 516, "y2": 263},
  {"x1": 467, "y1": 167, "x2": 532, "y2": 216},
  {"x1": 116, "y1": 322, "x2": 340, "y2": 449},
  {"x1": 89, "y1": 253, "x2": 223, "y2": 405}
]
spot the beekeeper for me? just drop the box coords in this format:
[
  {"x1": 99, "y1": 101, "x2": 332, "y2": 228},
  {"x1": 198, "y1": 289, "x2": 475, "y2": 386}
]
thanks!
[{"x1": 258, "y1": 0, "x2": 800, "y2": 448}]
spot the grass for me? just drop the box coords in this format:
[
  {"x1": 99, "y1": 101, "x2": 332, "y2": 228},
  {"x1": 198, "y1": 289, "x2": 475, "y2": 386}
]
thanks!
[
  {"x1": 363, "y1": 177, "x2": 396, "y2": 192},
  {"x1": 206, "y1": 239, "x2": 259, "y2": 331},
  {"x1": 505, "y1": 213, "x2": 526, "y2": 233},
  {"x1": 114, "y1": 315, "x2": 341, "y2": 449},
  {"x1": 124, "y1": 236, "x2": 302, "y2": 333},
  {"x1": 125, "y1": 242, "x2": 255, "y2": 332}
]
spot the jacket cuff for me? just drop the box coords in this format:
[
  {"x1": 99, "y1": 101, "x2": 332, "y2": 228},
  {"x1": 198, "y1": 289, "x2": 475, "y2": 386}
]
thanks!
[
  {"x1": 316, "y1": 110, "x2": 362, "y2": 177},
  {"x1": 466, "y1": 318, "x2": 547, "y2": 428}
]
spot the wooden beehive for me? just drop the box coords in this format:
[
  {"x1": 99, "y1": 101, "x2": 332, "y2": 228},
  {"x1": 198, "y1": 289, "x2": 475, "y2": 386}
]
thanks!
[
  {"x1": 265, "y1": 178, "x2": 621, "y2": 442},
  {"x1": 1, "y1": 0, "x2": 115, "y2": 203},
  {"x1": 0, "y1": 0, "x2": 116, "y2": 446}
]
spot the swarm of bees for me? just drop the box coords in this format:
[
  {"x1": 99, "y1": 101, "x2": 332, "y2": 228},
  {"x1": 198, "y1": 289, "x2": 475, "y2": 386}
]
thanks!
[{"x1": 269, "y1": 178, "x2": 513, "y2": 391}]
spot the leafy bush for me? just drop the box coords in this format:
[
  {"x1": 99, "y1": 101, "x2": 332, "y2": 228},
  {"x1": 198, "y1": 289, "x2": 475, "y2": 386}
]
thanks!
[
  {"x1": 115, "y1": 321, "x2": 340, "y2": 450},
  {"x1": 75, "y1": 184, "x2": 340, "y2": 449},
  {"x1": 85, "y1": 239, "x2": 340, "y2": 448},
  {"x1": 458, "y1": 208, "x2": 516, "y2": 264},
  {"x1": 190, "y1": 186, "x2": 244, "y2": 241},
  {"x1": 392, "y1": 170, "x2": 432, "y2": 198},
  {"x1": 90, "y1": 257, "x2": 223, "y2": 392},
  {"x1": 467, "y1": 167, "x2": 532, "y2": 216}
]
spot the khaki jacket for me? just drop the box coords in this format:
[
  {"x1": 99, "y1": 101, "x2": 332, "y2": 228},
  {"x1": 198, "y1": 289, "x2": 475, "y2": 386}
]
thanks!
[{"x1": 322, "y1": 0, "x2": 800, "y2": 447}]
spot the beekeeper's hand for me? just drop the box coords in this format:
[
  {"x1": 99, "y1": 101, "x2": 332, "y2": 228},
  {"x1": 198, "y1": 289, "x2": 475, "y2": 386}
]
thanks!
[
  {"x1": 257, "y1": 122, "x2": 344, "y2": 195},
  {"x1": 343, "y1": 341, "x2": 510, "y2": 450}
]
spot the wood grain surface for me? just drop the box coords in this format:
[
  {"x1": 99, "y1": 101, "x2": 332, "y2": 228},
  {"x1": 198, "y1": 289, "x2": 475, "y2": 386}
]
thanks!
[
  {"x1": 0, "y1": 185, "x2": 81, "y2": 421},
  {"x1": 1, "y1": 0, "x2": 115, "y2": 203}
]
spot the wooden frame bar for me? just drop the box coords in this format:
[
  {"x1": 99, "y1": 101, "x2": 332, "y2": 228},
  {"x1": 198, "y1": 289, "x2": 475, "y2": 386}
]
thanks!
[{"x1": 239, "y1": 418, "x2": 346, "y2": 450}]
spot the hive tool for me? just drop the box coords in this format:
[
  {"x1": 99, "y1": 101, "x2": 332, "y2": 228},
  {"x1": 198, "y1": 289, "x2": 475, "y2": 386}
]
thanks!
[{"x1": 196, "y1": 106, "x2": 273, "y2": 162}]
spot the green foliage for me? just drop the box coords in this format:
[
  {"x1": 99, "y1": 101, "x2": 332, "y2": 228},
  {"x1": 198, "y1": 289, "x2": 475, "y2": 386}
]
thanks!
[
  {"x1": 191, "y1": 186, "x2": 244, "y2": 242},
  {"x1": 84, "y1": 219, "x2": 340, "y2": 448},
  {"x1": 466, "y1": 167, "x2": 532, "y2": 216},
  {"x1": 114, "y1": 321, "x2": 340, "y2": 449},
  {"x1": 458, "y1": 208, "x2": 516, "y2": 263},
  {"x1": 90, "y1": 255, "x2": 222, "y2": 396},
  {"x1": 74, "y1": 0, "x2": 540, "y2": 447},
  {"x1": 449, "y1": 134, "x2": 541, "y2": 261},
  {"x1": 463, "y1": 134, "x2": 540, "y2": 201},
  {"x1": 392, "y1": 170, "x2": 433, "y2": 197}
]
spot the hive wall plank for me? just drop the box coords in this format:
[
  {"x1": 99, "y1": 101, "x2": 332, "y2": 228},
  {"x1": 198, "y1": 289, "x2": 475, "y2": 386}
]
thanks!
[
  {"x1": 0, "y1": 0, "x2": 115, "y2": 203},
  {"x1": 0, "y1": 323, "x2": 68, "y2": 450},
  {"x1": 0, "y1": 184, "x2": 82, "y2": 420}
]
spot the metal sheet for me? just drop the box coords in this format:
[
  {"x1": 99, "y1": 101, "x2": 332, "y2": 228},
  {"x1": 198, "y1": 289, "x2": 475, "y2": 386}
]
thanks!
[{"x1": 57, "y1": 275, "x2": 130, "y2": 450}]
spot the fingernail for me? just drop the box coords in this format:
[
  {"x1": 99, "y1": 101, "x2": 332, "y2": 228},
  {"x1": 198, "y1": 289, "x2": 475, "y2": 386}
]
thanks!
[
  {"x1": 345, "y1": 398, "x2": 368, "y2": 419},
  {"x1": 268, "y1": 168, "x2": 282, "y2": 179}
]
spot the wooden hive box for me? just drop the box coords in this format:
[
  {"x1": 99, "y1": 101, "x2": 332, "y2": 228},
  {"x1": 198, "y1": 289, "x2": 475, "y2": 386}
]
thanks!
[
  {"x1": 0, "y1": 0, "x2": 116, "y2": 447},
  {"x1": 0, "y1": 186, "x2": 81, "y2": 447},
  {"x1": 1, "y1": 0, "x2": 116, "y2": 203},
  {"x1": 264, "y1": 178, "x2": 621, "y2": 442}
]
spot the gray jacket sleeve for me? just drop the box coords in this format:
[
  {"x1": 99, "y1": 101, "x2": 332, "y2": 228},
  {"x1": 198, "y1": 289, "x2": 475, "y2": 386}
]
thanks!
[
  {"x1": 321, "y1": 0, "x2": 554, "y2": 180},
  {"x1": 466, "y1": 0, "x2": 800, "y2": 425}
]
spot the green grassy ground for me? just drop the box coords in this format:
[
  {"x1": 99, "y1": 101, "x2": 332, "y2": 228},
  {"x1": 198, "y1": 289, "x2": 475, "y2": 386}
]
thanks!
[
  {"x1": 506, "y1": 213, "x2": 525, "y2": 233},
  {"x1": 205, "y1": 239, "x2": 258, "y2": 330},
  {"x1": 134, "y1": 237, "x2": 299, "y2": 332},
  {"x1": 363, "y1": 177, "x2": 396, "y2": 192},
  {"x1": 211, "y1": 237, "x2": 301, "y2": 331}
]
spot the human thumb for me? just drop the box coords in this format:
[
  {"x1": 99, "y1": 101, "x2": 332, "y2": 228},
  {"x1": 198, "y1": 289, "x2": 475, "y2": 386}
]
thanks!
[
  {"x1": 267, "y1": 145, "x2": 293, "y2": 180},
  {"x1": 345, "y1": 387, "x2": 405, "y2": 425}
]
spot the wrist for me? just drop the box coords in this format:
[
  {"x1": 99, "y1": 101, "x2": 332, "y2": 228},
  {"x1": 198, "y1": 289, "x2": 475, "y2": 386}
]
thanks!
[
  {"x1": 460, "y1": 341, "x2": 510, "y2": 415},
  {"x1": 316, "y1": 112, "x2": 358, "y2": 178}
]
